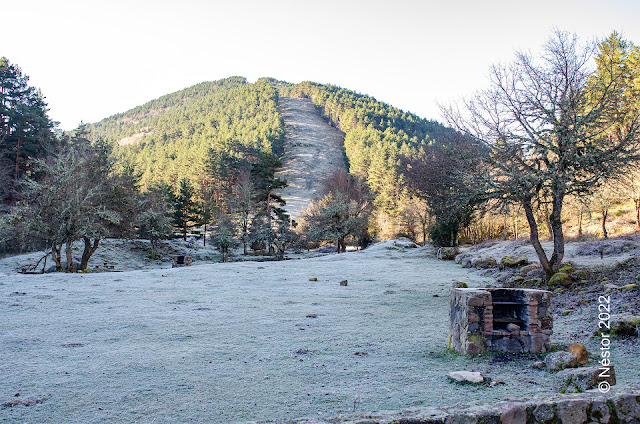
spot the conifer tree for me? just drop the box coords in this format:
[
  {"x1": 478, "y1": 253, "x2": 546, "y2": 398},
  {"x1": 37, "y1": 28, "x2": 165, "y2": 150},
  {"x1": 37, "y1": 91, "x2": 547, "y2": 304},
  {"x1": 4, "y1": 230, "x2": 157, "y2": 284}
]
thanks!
[
  {"x1": 0, "y1": 57, "x2": 56, "y2": 204},
  {"x1": 172, "y1": 177, "x2": 200, "y2": 241},
  {"x1": 251, "y1": 151, "x2": 287, "y2": 255}
]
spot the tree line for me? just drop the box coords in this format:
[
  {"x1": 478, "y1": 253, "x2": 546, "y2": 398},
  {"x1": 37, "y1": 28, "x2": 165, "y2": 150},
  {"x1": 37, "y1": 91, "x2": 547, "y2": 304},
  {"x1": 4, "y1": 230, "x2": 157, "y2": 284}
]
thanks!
[{"x1": 2, "y1": 30, "x2": 640, "y2": 277}]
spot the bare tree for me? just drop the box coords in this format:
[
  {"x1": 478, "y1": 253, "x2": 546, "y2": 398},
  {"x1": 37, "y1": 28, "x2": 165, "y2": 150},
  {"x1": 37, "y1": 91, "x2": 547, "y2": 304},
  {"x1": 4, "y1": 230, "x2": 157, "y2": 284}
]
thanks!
[
  {"x1": 442, "y1": 31, "x2": 640, "y2": 280},
  {"x1": 301, "y1": 170, "x2": 373, "y2": 252}
]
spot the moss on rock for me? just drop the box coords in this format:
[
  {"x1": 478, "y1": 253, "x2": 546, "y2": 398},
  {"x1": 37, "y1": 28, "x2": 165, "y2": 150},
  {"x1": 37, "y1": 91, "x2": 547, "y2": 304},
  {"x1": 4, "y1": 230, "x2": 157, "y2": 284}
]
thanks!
[{"x1": 548, "y1": 272, "x2": 572, "y2": 288}]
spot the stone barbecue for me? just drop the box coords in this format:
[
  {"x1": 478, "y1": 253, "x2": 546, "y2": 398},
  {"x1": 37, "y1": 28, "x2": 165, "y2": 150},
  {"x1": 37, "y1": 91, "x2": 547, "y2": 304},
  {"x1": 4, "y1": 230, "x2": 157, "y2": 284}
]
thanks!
[
  {"x1": 171, "y1": 255, "x2": 192, "y2": 268},
  {"x1": 448, "y1": 287, "x2": 552, "y2": 355}
]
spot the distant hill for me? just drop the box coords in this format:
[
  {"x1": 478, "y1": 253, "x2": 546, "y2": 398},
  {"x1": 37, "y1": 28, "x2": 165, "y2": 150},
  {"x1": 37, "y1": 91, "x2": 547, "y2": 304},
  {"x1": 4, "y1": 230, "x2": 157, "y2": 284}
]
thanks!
[{"x1": 88, "y1": 77, "x2": 458, "y2": 229}]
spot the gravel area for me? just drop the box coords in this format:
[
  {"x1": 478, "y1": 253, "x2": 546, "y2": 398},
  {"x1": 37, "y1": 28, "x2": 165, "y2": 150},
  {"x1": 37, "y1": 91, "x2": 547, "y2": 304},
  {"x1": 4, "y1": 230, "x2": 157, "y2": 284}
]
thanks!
[{"x1": 1, "y1": 240, "x2": 639, "y2": 423}]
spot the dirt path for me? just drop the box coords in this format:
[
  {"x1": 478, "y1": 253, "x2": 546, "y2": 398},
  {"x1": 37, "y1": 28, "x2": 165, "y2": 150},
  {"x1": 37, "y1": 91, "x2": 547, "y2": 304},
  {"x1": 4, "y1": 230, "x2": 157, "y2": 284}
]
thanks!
[{"x1": 275, "y1": 97, "x2": 347, "y2": 220}]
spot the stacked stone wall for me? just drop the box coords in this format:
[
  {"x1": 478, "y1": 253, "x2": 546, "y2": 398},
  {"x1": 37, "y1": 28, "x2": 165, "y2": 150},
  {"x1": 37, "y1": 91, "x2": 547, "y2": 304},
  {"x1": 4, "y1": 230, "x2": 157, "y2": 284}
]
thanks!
[{"x1": 252, "y1": 390, "x2": 640, "y2": 423}]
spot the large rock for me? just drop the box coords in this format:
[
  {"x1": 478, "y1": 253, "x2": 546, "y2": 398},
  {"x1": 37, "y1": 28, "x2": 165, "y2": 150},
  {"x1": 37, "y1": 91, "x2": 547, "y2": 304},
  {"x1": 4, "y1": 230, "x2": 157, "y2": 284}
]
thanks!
[
  {"x1": 567, "y1": 343, "x2": 589, "y2": 365},
  {"x1": 437, "y1": 247, "x2": 460, "y2": 260},
  {"x1": 500, "y1": 404, "x2": 527, "y2": 424},
  {"x1": 548, "y1": 272, "x2": 572, "y2": 288},
  {"x1": 455, "y1": 253, "x2": 472, "y2": 264},
  {"x1": 557, "y1": 399, "x2": 589, "y2": 424},
  {"x1": 470, "y1": 256, "x2": 497, "y2": 269},
  {"x1": 545, "y1": 351, "x2": 578, "y2": 371},
  {"x1": 520, "y1": 263, "x2": 541, "y2": 277},
  {"x1": 448, "y1": 371, "x2": 485, "y2": 384},
  {"x1": 611, "y1": 314, "x2": 640, "y2": 337},
  {"x1": 554, "y1": 366, "x2": 616, "y2": 393},
  {"x1": 500, "y1": 255, "x2": 529, "y2": 269}
]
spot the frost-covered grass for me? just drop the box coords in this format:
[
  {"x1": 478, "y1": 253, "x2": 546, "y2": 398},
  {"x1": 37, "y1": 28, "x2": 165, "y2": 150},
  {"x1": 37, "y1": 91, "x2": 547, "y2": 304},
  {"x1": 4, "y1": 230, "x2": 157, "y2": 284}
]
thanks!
[{"x1": 1, "y1": 240, "x2": 638, "y2": 423}]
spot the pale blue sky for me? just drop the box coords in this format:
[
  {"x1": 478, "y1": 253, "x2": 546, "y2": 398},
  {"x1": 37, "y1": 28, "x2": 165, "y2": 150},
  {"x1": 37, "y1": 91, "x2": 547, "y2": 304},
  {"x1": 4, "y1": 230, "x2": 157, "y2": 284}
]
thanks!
[{"x1": 5, "y1": 0, "x2": 639, "y2": 130}]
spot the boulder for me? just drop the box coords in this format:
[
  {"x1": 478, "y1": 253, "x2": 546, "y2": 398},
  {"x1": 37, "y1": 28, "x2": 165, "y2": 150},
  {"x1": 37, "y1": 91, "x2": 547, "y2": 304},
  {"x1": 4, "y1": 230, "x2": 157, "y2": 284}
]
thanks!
[
  {"x1": 507, "y1": 276, "x2": 525, "y2": 285},
  {"x1": 548, "y1": 272, "x2": 572, "y2": 288},
  {"x1": 554, "y1": 366, "x2": 616, "y2": 393},
  {"x1": 611, "y1": 314, "x2": 640, "y2": 337},
  {"x1": 520, "y1": 263, "x2": 541, "y2": 277},
  {"x1": 545, "y1": 351, "x2": 578, "y2": 371},
  {"x1": 567, "y1": 343, "x2": 589, "y2": 365},
  {"x1": 461, "y1": 257, "x2": 473, "y2": 268},
  {"x1": 559, "y1": 263, "x2": 575, "y2": 274},
  {"x1": 500, "y1": 255, "x2": 529, "y2": 268},
  {"x1": 571, "y1": 269, "x2": 589, "y2": 280},
  {"x1": 471, "y1": 256, "x2": 497, "y2": 269},
  {"x1": 525, "y1": 278, "x2": 542, "y2": 286},
  {"x1": 557, "y1": 399, "x2": 588, "y2": 423},
  {"x1": 447, "y1": 371, "x2": 485, "y2": 384},
  {"x1": 500, "y1": 404, "x2": 527, "y2": 424},
  {"x1": 340, "y1": 280, "x2": 348, "y2": 286},
  {"x1": 454, "y1": 253, "x2": 472, "y2": 264},
  {"x1": 437, "y1": 247, "x2": 460, "y2": 260}
]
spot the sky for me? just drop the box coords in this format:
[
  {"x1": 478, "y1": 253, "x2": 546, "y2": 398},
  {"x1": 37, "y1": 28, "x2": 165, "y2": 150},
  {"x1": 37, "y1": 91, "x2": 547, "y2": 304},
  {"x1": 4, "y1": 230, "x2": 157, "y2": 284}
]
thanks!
[{"x1": 4, "y1": 0, "x2": 640, "y2": 130}]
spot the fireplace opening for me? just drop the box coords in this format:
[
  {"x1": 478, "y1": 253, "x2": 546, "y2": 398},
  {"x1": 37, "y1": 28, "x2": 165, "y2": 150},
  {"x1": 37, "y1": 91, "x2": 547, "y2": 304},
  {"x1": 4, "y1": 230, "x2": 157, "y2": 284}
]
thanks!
[
  {"x1": 491, "y1": 289, "x2": 528, "y2": 331},
  {"x1": 492, "y1": 302, "x2": 528, "y2": 330}
]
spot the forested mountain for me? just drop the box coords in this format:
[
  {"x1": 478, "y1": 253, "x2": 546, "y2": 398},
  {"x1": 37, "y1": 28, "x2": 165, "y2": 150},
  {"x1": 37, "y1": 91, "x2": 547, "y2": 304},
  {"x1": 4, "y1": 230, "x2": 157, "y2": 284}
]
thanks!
[
  {"x1": 89, "y1": 77, "x2": 459, "y2": 239},
  {"x1": 88, "y1": 76, "x2": 285, "y2": 190}
]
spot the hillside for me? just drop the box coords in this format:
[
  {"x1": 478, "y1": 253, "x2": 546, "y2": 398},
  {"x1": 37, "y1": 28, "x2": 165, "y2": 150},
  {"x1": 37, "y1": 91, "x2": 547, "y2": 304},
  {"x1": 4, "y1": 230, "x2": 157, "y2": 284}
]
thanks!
[
  {"x1": 88, "y1": 77, "x2": 285, "y2": 190},
  {"x1": 274, "y1": 97, "x2": 347, "y2": 219},
  {"x1": 87, "y1": 78, "x2": 458, "y2": 230}
]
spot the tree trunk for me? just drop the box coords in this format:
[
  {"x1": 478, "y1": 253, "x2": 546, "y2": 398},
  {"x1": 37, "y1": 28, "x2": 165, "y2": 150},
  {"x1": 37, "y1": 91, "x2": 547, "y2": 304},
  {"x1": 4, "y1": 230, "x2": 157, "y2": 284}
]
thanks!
[
  {"x1": 635, "y1": 199, "x2": 639, "y2": 228},
  {"x1": 66, "y1": 239, "x2": 74, "y2": 272},
  {"x1": 267, "y1": 191, "x2": 273, "y2": 255},
  {"x1": 548, "y1": 192, "x2": 565, "y2": 274},
  {"x1": 183, "y1": 225, "x2": 187, "y2": 241},
  {"x1": 80, "y1": 237, "x2": 100, "y2": 270},
  {"x1": 51, "y1": 242, "x2": 63, "y2": 271},
  {"x1": 522, "y1": 199, "x2": 553, "y2": 280},
  {"x1": 503, "y1": 213, "x2": 508, "y2": 240},
  {"x1": 41, "y1": 254, "x2": 47, "y2": 274},
  {"x1": 577, "y1": 210, "x2": 583, "y2": 238},
  {"x1": 14, "y1": 138, "x2": 21, "y2": 182},
  {"x1": 151, "y1": 238, "x2": 158, "y2": 258},
  {"x1": 203, "y1": 224, "x2": 207, "y2": 247},
  {"x1": 602, "y1": 209, "x2": 609, "y2": 239}
]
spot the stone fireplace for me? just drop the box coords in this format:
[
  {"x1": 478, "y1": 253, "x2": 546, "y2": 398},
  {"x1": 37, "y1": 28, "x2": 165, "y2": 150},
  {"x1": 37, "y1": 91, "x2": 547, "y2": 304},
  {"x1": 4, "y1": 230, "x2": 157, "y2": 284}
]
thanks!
[{"x1": 448, "y1": 287, "x2": 552, "y2": 355}]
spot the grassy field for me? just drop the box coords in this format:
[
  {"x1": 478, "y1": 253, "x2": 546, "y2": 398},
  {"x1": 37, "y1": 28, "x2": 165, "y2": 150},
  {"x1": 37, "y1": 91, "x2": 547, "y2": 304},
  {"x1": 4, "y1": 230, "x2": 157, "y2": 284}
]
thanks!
[{"x1": 1, "y1": 240, "x2": 639, "y2": 423}]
